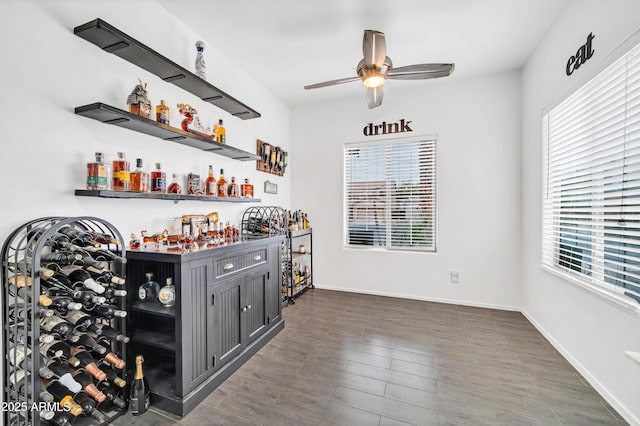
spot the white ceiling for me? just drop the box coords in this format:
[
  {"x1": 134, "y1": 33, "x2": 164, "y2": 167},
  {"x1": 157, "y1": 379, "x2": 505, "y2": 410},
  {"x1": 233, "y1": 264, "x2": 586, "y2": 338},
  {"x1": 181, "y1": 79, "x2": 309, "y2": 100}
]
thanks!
[{"x1": 158, "y1": 0, "x2": 568, "y2": 107}]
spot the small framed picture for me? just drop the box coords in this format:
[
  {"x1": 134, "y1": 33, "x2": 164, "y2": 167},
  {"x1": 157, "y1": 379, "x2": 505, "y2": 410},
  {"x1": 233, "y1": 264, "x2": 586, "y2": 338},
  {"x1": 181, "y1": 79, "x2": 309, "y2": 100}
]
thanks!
[{"x1": 264, "y1": 180, "x2": 278, "y2": 194}]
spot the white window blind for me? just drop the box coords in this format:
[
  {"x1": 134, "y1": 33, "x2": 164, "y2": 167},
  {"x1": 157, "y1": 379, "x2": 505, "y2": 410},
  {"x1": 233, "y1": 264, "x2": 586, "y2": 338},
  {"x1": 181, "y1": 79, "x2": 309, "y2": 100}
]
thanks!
[
  {"x1": 542, "y1": 39, "x2": 640, "y2": 307},
  {"x1": 344, "y1": 136, "x2": 436, "y2": 251}
]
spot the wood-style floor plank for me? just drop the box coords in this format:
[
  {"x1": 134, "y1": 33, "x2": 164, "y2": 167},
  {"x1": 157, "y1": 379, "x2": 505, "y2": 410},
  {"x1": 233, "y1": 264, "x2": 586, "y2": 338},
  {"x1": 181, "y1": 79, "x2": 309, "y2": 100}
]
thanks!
[{"x1": 111, "y1": 289, "x2": 627, "y2": 426}]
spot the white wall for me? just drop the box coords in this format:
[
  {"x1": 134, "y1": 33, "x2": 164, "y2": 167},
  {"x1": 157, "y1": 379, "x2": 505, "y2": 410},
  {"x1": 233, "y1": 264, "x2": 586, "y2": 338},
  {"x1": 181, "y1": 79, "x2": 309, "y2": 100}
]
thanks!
[
  {"x1": 291, "y1": 71, "x2": 522, "y2": 310},
  {"x1": 521, "y1": 1, "x2": 640, "y2": 423},
  {"x1": 0, "y1": 0, "x2": 290, "y2": 401}
]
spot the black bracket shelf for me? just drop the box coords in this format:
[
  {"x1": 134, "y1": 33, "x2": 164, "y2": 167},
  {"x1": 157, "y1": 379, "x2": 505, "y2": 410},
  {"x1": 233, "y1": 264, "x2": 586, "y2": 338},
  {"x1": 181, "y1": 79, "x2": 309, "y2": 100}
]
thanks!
[
  {"x1": 74, "y1": 18, "x2": 260, "y2": 120},
  {"x1": 76, "y1": 189, "x2": 262, "y2": 203},
  {"x1": 75, "y1": 103, "x2": 260, "y2": 161}
]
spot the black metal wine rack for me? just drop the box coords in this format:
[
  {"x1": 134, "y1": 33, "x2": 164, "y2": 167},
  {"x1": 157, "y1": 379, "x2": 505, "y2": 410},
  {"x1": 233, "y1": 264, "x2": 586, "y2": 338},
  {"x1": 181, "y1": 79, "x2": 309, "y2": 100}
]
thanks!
[{"x1": 1, "y1": 217, "x2": 127, "y2": 426}]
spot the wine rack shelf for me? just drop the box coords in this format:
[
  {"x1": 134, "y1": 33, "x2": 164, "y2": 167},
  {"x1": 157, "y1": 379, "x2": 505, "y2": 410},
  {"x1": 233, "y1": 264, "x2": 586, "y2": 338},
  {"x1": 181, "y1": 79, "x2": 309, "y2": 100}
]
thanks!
[
  {"x1": 1, "y1": 216, "x2": 128, "y2": 426},
  {"x1": 131, "y1": 301, "x2": 175, "y2": 318},
  {"x1": 75, "y1": 103, "x2": 260, "y2": 161},
  {"x1": 74, "y1": 18, "x2": 260, "y2": 120},
  {"x1": 75, "y1": 188, "x2": 261, "y2": 203},
  {"x1": 286, "y1": 227, "x2": 313, "y2": 304}
]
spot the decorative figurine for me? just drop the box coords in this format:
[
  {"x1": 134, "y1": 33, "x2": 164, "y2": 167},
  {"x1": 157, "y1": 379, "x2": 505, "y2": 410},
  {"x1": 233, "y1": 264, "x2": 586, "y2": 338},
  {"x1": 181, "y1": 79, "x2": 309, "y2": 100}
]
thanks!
[
  {"x1": 127, "y1": 79, "x2": 152, "y2": 119},
  {"x1": 177, "y1": 103, "x2": 215, "y2": 140},
  {"x1": 195, "y1": 40, "x2": 207, "y2": 80}
]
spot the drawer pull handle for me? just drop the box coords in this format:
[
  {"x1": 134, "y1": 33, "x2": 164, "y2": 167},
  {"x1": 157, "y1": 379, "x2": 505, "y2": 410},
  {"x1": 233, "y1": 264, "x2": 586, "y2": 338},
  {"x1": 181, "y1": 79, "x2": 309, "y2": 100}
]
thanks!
[
  {"x1": 223, "y1": 263, "x2": 234, "y2": 270},
  {"x1": 254, "y1": 255, "x2": 262, "y2": 261}
]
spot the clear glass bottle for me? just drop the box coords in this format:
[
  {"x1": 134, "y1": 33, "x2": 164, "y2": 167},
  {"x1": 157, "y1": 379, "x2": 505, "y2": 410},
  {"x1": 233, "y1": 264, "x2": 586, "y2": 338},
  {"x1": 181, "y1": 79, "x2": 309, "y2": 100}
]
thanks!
[
  {"x1": 158, "y1": 278, "x2": 176, "y2": 308},
  {"x1": 150, "y1": 162, "x2": 166, "y2": 193},
  {"x1": 217, "y1": 169, "x2": 227, "y2": 197},
  {"x1": 137, "y1": 273, "x2": 160, "y2": 302},
  {"x1": 130, "y1": 158, "x2": 148, "y2": 192},
  {"x1": 205, "y1": 165, "x2": 216, "y2": 196},
  {"x1": 227, "y1": 177, "x2": 239, "y2": 197},
  {"x1": 167, "y1": 173, "x2": 182, "y2": 194},
  {"x1": 112, "y1": 152, "x2": 131, "y2": 192},
  {"x1": 241, "y1": 178, "x2": 254, "y2": 198},
  {"x1": 155, "y1": 100, "x2": 170, "y2": 125},
  {"x1": 215, "y1": 119, "x2": 226, "y2": 144},
  {"x1": 86, "y1": 152, "x2": 108, "y2": 190}
]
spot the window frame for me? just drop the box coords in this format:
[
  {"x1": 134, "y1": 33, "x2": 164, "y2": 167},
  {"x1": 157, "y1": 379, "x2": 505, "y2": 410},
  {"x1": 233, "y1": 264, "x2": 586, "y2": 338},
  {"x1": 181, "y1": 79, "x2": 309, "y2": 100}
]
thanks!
[{"x1": 343, "y1": 134, "x2": 438, "y2": 253}]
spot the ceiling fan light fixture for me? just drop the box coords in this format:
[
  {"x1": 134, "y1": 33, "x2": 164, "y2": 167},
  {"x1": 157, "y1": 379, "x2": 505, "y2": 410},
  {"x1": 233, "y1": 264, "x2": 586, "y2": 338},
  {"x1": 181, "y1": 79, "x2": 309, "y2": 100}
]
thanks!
[{"x1": 362, "y1": 69, "x2": 385, "y2": 88}]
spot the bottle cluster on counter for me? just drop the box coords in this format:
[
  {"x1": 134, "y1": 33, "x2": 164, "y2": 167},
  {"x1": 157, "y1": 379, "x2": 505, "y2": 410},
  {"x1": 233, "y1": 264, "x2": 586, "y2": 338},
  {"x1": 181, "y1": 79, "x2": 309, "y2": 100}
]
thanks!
[
  {"x1": 6, "y1": 226, "x2": 128, "y2": 425},
  {"x1": 130, "y1": 212, "x2": 240, "y2": 252},
  {"x1": 286, "y1": 210, "x2": 310, "y2": 231},
  {"x1": 87, "y1": 153, "x2": 254, "y2": 198}
]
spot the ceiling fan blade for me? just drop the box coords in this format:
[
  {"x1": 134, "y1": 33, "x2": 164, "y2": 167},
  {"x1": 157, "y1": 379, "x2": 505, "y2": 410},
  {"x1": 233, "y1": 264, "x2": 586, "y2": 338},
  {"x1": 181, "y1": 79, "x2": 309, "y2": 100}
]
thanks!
[
  {"x1": 363, "y1": 30, "x2": 386, "y2": 68},
  {"x1": 366, "y1": 86, "x2": 383, "y2": 109},
  {"x1": 387, "y1": 64, "x2": 455, "y2": 80},
  {"x1": 304, "y1": 76, "x2": 362, "y2": 90}
]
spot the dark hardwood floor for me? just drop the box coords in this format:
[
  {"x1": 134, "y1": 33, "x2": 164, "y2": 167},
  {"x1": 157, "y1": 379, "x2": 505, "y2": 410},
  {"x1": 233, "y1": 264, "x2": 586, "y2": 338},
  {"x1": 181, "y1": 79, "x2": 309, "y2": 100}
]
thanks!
[{"x1": 112, "y1": 289, "x2": 627, "y2": 425}]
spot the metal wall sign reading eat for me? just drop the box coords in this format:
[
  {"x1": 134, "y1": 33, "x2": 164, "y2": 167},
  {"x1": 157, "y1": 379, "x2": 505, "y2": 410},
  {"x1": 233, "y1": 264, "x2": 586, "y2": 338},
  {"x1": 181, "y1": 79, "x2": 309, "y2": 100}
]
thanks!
[{"x1": 566, "y1": 32, "x2": 595, "y2": 76}]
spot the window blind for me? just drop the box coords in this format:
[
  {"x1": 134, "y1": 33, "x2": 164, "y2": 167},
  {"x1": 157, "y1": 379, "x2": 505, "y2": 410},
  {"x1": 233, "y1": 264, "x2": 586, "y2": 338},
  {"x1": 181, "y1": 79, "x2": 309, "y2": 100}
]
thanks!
[
  {"x1": 542, "y1": 40, "x2": 640, "y2": 306},
  {"x1": 344, "y1": 137, "x2": 436, "y2": 251}
]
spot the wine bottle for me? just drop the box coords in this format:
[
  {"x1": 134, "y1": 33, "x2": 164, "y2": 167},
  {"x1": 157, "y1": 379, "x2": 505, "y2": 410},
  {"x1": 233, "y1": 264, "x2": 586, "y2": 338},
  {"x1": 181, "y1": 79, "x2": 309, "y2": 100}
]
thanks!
[
  {"x1": 86, "y1": 230, "x2": 121, "y2": 246},
  {"x1": 71, "y1": 370, "x2": 106, "y2": 403},
  {"x1": 91, "y1": 304, "x2": 127, "y2": 319},
  {"x1": 40, "y1": 315, "x2": 73, "y2": 337},
  {"x1": 57, "y1": 226, "x2": 99, "y2": 247},
  {"x1": 40, "y1": 390, "x2": 55, "y2": 403},
  {"x1": 40, "y1": 252, "x2": 84, "y2": 267},
  {"x1": 8, "y1": 369, "x2": 32, "y2": 397},
  {"x1": 9, "y1": 330, "x2": 55, "y2": 346},
  {"x1": 71, "y1": 332, "x2": 108, "y2": 355},
  {"x1": 75, "y1": 252, "x2": 106, "y2": 270},
  {"x1": 43, "y1": 380, "x2": 83, "y2": 416},
  {"x1": 80, "y1": 245, "x2": 127, "y2": 264},
  {"x1": 97, "y1": 382, "x2": 127, "y2": 408},
  {"x1": 102, "y1": 287, "x2": 127, "y2": 299},
  {"x1": 72, "y1": 290, "x2": 106, "y2": 306},
  {"x1": 39, "y1": 340, "x2": 81, "y2": 368},
  {"x1": 63, "y1": 268, "x2": 105, "y2": 294},
  {"x1": 8, "y1": 345, "x2": 32, "y2": 369},
  {"x1": 48, "y1": 296, "x2": 83, "y2": 314},
  {"x1": 93, "y1": 323, "x2": 129, "y2": 343},
  {"x1": 84, "y1": 265, "x2": 126, "y2": 285},
  {"x1": 74, "y1": 392, "x2": 107, "y2": 422},
  {"x1": 41, "y1": 273, "x2": 76, "y2": 296},
  {"x1": 50, "y1": 411, "x2": 73, "y2": 426},
  {"x1": 44, "y1": 232, "x2": 81, "y2": 252},
  {"x1": 98, "y1": 346, "x2": 126, "y2": 369},
  {"x1": 45, "y1": 360, "x2": 82, "y2": 393},
  {"x1": 70, "y1": 348, "x2": 107, "y2": 381},
  {"x1": 129, "y1": 355, "x2": 150, "y2": 416},
  {"x1": 65, "y1": 310, "x2": 101, "y2": 331},
  {"x1": 101, "y1": 363, "x2": 127, "y2": 388},
  {"x1": 38, "y1": 410, "x2": 55, "y2": 422}
]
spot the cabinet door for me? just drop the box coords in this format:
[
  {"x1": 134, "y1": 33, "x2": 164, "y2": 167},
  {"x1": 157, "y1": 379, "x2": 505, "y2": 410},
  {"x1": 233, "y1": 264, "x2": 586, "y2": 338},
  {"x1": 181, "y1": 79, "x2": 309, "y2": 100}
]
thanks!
[
  {"x1": 180, "y1": 257, "x2": 214, "y2": 394},
  {"x1": 244, "y1": 267, "x2": 268, "y2": 345},
  {"x1": 212, "y1": 276, "x2": 244, "y2": 370},
  {"x1": 265, "y1": 243, "x2": 282, "y2": 326}
]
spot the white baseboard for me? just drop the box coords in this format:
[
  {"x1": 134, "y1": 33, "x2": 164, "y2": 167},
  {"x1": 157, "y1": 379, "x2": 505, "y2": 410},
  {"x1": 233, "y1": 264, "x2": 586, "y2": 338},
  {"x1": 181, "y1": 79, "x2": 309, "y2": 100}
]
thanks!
[
  {"x1": 521, "y1": 309, "x2": 640, "y2": 426},
  {"x1": 313, "y1": 284, "x2": 521, "y2": 312}
]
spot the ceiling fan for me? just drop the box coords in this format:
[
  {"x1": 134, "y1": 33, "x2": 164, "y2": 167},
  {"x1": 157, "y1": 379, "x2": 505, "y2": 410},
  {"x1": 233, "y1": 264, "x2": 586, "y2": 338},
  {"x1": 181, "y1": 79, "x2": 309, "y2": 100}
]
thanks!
[{"x1": 304, "y1": 30, "x2": 455, "y2": 109}]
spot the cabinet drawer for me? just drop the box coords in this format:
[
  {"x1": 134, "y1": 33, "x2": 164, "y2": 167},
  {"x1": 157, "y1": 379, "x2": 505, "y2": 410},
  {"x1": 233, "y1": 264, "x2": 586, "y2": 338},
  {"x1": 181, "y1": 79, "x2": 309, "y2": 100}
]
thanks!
[{"x1": 215, "y1": 248, "x2": 267, "y2": 278}]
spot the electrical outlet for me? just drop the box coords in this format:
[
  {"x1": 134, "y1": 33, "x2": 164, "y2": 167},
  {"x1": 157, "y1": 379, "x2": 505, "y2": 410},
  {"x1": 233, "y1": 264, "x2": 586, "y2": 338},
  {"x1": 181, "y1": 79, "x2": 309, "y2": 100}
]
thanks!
[{"x1": 450, "y1": 270, "x2": 460, "y2": 283}]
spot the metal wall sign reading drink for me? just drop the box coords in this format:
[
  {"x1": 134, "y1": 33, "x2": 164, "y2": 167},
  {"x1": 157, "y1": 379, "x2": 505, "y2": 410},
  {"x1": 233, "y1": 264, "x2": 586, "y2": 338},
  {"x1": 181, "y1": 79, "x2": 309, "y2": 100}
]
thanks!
[
  {"x1": 363, "y1": 119, "x2": 412, "y2": 136},
  {"x1": 566, "y1": 32, "x2": 595, "y2": 76}
]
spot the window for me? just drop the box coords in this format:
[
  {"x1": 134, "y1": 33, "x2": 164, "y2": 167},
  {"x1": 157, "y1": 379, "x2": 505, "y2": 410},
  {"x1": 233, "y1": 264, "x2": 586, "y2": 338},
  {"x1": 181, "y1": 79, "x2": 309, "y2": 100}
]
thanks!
[
  {"x1": 542, "y1": 39, "x2": 640, "y2": 308},
  {"x1": 344, "y1": 136, "x2": 436, "y2": 251}
]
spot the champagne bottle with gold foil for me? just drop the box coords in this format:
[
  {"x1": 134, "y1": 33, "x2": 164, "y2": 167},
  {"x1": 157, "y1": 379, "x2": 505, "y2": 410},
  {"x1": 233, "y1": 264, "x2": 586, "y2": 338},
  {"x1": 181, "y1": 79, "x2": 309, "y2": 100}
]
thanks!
[{"x1": 130, "y1": 355, "x2": 150, "y2": 416}]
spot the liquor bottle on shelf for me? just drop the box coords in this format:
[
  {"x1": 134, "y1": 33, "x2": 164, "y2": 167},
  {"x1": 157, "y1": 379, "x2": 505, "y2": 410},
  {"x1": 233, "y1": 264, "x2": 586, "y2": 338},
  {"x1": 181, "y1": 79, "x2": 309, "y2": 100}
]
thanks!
[
  {"x1": 97, "y1": 382, "x2": 127, "y2": 409},
  {"x1": 130, "y1": 355, "x2": 150, "y2": 416},
  {"x1": 167, "y1": 173, "x2": 183, "y2": 194},
  {"x1": 112, "y1": 152, "x2": 131, "y2": 192},
  {"x1": 151, "y1": 162, "x2": 167, "y2": 193},
  {"x1": 241, "y1": 178, "x2": 254, "y2": 198},
  {"x1": 84, "y1": 265, "x2": 125, "y2": 285},
  {"x1": 205, "y1": 165, "x2": 216, "y2": 196},
  {"x1": 215, "y1": 119, "x2": 226, "y2": 144},
  {"x1": 187, "y1": 173, "x2": 201, "y2": 195},
  {"x1": 158, "y1": 277, "x2": 176, "y2": 308},
  {"x1": 86, "y1": 152, "x2": 109, "y2": 190},
  {"x1": 91, "y1": 303, "x2": 127, "y2": 319},
  {"x1": 72, "y1": 370, "x2": 107, "y2": 403},
  {"x1": 156, "y1": 99, "x2": 170, "y2": 124},
  {"x1": 138, "y1": 272, "x2": 160, "y2": 302},
  {"x1": 228, "y1": 176, "x2": 239, "y2": 197},
  {"x1": 93, "y1": 323, "x2": 129, "y2": 343},
  {"x1": 70, "y1": 348, "x2": 107, "y2": 381},
  {"x1": 45, "y1": 359, "x2": 83, "y2": 393},
  {"x1": 63, "y1": 268, "x2": 105, "y2": 294},
  {"x1": 74, "y1": 392, "x2": 107, "y2": 422},
  {"x1": 129, "y1": 233, "x2": 141, "y2": 249},
  {"x1": 131, "y1": 158, "x2": 149, "y2": 193},
  {"x1": 39, "y1": 340, "x2": 80, "y2": 367},
  {"x1": 43, "y1": 380, "x2": 84, "y2": 416},
  {"x1": 217, "y1": 169, "x2": 228, "y2": 197},
  {"x1": 100, "y1": 363, "x2": 127, "y2": 388}
]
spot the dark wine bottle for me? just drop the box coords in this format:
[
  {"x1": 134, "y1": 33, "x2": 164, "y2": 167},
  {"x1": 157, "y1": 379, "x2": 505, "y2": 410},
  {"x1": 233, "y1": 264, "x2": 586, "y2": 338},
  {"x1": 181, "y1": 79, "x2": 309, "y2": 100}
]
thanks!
[
  {"x1": 74, "y1": 392, "x2": 107, "y2": 422},
  {"x1": 65, "y1": 310, "x2": 101, "y2": 332},
  {"x1": 92, "y1": 323, "x2": 129, "y2": 343},
  {"x1": 39, "y1": 340, "x2": 81, "y2": 368},
  {"x1": 46, "y1": 360, "x2": 82, "y2": 393},
  {"x1": 43, "y1": 380, "x2": 83, "y2": 416},
  {"x1": 84, "y1": 265, "x2": 126, "y2": 285},
  {"x1": 57, "y1": 226, "x2": 99, "y2": 247},
  {"x1": 40, "y1": 315, "x2": 73, "y2": 337},
  {"x1": 50, "y1": 410, "x2": 73, "y2": 426},
  {"x1": 87, "y1": 230, "x2": 121, "y2": 245},
  {"x1": 129, "y1": 355, "x2": 150, "y2": 416},
  {"x1": 71, "y1": 370, "x2": 106, "y2": 403},
  {"x1": 72, "y1": 332, "x2": 108, "y2": 355},
  {"x1": 76, "y1": 252, "x2": 106, "y2": 270},
  {"x1": 71, "y1": 290, "x2": 106, "y2": 306},
  {"x1": 102, "y1": 287, "x2": 127, "y2": 299},
  {"x1": 81, "y1": 245, "x2": 127, "y2": 264},
  {"x1": 70, "y1": 348, "x2": 107, "y2": 381},
  {"x1": 97, "y1": 382, "x2": 126, "y2": 408},
  {"x1": 48, "y1": 296, "x2": 83, "y2": 314},
  {"x1": 40, "y1": 252, "x2": 84, "y2": 267},
  {"x1": 101, "y1": 363, "x2": 127, "y2": 388},
  {"x1": 40, "y1": 389, "x2": 55, "y2": 403},
  {"x1": 63, "y1": 268, "x2": 105, "y2": 294},
  {"x1": 100, "y1": 348, "x2": 127, "y2": 370},
  {"x1": 41, "y1": 273, "x2": 76, "y2": 296},
  {"x1": 92, "y1": 304, "x2": 127, "y2": 319}
]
